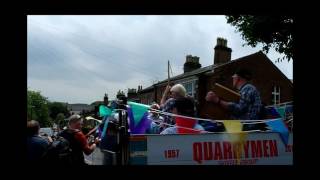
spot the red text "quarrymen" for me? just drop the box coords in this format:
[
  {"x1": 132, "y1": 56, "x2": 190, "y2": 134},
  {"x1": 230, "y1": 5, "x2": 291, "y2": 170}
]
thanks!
[{"x1": 193, "y1": 140, "x2": 278, "y2": 164}]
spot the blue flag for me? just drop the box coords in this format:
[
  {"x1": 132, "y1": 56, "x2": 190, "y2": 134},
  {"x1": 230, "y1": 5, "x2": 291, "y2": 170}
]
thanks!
[
  {"x1": 100, "y1": 105, "x2": 115, "y2": 139},
  {"x1": 266, "y1": 107, "x2": 281, "y2": 118},
  {"x1": 285, "y1": 105, "x2": 293, "y2": 114},
  {"x1": 101, "y1": 115, "x2": 110, "y2": 139},
  {"x1": 266, "y1": 118, "x2": 289, "y2": 145}
]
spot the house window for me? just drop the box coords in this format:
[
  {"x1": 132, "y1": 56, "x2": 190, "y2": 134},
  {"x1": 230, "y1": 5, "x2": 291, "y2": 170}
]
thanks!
[
  {"x1": 272, "y1": 85, "x2": 281, "y2": 105},
  {"x1": 182, "y1": 80, "x2": 196, "y2": 98}
]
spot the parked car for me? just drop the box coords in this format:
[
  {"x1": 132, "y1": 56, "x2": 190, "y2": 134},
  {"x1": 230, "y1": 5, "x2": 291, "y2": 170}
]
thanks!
[{"x1": 39, "y1": 127, "x2": 53, "y2": 137}]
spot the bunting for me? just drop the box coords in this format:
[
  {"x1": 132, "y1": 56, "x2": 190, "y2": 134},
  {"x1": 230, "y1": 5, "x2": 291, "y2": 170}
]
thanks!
[
  {"x1": 222, "y1": 120, "x2": 247, "y2": 164},
  {"x1": 275, "y1": 107, "x2": 286, "y2": 119},
  {"x1": 266, "y1": 118, "x2": 289, "y2": 145},
  {"x1": 266, "y1": 106, "x2": 281, "y2": 119},
  {"x1": 127, "y1": 101, "x2": 152, "y2": 134},
  {"x1": 101, "y1": 114, "x2": 111, "y2": 139},
  {"x1": 99, "y1": 105, "x2": 112, "y2": 117},
  {"x1": 222, "y1": 120, "x2": 243, "y2": 133}
]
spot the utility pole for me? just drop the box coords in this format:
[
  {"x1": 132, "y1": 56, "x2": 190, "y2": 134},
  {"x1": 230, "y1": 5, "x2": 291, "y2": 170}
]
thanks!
[{"x1": 167, "y1": 60, "x2": 170, "y2": 85}]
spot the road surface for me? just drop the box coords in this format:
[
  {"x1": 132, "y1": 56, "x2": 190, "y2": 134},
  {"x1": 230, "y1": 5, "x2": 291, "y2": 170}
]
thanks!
[{"x1": 84, "y1": 147, "x2": 104, "y2": 165}]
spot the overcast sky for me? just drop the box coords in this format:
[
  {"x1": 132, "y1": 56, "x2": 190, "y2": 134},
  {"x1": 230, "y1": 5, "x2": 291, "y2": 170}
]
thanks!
[{"x1": 27, "y1": 15, "x2": 293, "y2": 104}]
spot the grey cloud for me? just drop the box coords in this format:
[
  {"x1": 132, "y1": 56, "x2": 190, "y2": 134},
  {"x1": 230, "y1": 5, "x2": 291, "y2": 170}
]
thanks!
[{"x1": 28, "y1": 15, "x2": 292, "y2": 104}]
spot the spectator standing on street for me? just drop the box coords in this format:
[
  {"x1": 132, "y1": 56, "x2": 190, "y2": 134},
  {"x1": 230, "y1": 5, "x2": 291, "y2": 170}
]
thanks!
[
  {"x1": 27, "y1": 120, "x2": 51, "y2": 163},
  {"x1": 58, "y1": 114, "x2": 100, "y2": 165}
]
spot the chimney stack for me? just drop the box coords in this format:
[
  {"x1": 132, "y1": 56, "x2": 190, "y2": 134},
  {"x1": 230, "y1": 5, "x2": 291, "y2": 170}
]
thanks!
[
  {"x1": 214, "y1": 37, "x2": 232, "y2": 65},
  {"x1": 183, "y1": 55, "x2": 201, "y2": 73}
]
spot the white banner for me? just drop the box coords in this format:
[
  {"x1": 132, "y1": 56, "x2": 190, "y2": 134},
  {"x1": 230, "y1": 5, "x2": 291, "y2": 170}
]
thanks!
[{"x1": 146, "y1": 132, "x2": 293, "y2": 165}]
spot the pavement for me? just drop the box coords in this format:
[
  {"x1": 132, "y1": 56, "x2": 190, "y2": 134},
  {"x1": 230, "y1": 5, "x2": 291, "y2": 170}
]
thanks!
[{"x1": 84, "y1": 147, "x2": 104, "y2": 165}]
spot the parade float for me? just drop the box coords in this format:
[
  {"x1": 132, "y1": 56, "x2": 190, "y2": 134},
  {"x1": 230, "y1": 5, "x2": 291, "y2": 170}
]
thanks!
[{"x1": 96, "y1": 99, "x2": 293, "y2": 165}]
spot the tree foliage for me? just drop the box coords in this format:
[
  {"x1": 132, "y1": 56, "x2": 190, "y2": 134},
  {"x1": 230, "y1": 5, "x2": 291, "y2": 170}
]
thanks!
[
  {"x1": 27, "y1": 90, "x2": 51, "y2": 127},
  {"x1": 226, "y1": 15, "x2": 294, "y2": 62},
  {"x1": 48, "y1": 102, "x2": 69, "y2": 122},
  {"x1": 55, "y1": 113, "x2": 65, "y2": 124}
]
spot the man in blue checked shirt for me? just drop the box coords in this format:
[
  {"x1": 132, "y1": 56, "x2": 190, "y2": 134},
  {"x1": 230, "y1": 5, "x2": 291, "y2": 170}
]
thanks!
[{"x1": 206, "y1": 68, "x2": 265, "y2": 131}]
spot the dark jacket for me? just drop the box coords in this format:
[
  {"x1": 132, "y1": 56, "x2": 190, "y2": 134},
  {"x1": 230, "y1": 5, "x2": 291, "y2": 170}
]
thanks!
[
  {"x1": 58, "y1": 129, "x2": 86, "y2": 165},
  {"x1": 27, "y1": 135, "x2": 50, "y2": 163}
]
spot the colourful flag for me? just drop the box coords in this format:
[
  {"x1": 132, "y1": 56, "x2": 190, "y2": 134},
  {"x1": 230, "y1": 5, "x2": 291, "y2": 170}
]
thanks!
[
  {"x1": 222, "y1": 120, "x2": 243, "y2": 133},
  {"x1": 99, "y1": 105, "x2": 112, "y2": 117},
  {"x1": 276, "y1": 107, "x2": 286, "y2": 119},
  {"x1": 101, "y1": 114, "x2": 111, "y2": 139},
  {"x1": 127, "y1": 101, "x2": 152, "y2": 134},
  {"x1": 222, "y1": 120, "x2": 247, "y2": 164},
  {"x1": 266, "y1": 107, "x2": 281, "y2": 118},
  {"x1": 285, "y1": 105, "x2": 293, "y2": 121},
  {"x1": 229, "y1": 132, "x2": 248, "y2": 165},
  {"x1": 285, "y1": 105, "x2": 293, "y2": 114},
  {"x1": 266, "y1": 118, "x2": 289, "y2": 145},
  {"x1": 99, "y1": 105, "x2": 114, "y2": 139}
]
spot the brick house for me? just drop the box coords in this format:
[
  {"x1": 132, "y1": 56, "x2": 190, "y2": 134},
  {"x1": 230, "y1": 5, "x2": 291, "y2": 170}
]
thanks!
[
  {"x1": 67, "y1": 103, "x2": 94, "y2": 115},
  {"x1": 137, "y1": 38, "x2": 293, "y2": 119},
  {"x1": 127, "y1": 88, "x2": 140, "y2": 102}
]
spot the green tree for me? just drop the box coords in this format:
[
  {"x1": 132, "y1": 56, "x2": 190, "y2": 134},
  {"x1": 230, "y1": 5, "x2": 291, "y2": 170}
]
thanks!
[
  {"x1": 27, "y1": 90, "x2": 51, "y2": 127},
  {"x1": 48, "y1": 102, "x2": 70, "y2": 121},
  {"x1": 55, "y1": 113, "x2": 65, "y2": 125},
  {"x1": 226, "y1": 15, "x2": 294, "y2": 62}
]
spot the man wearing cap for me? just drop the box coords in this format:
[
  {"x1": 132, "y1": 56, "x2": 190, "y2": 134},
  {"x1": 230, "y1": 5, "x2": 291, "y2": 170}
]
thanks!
[
  {"x1": 205, "y1": 68, "x2": 263, "y2": 123},
  {"x1": 58, "y1": 114, "x2": 100, "y2": 165}
]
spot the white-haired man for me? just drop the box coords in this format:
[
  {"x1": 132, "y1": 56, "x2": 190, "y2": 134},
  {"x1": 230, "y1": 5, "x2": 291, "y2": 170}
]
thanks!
[{"x1": 159, "y1": 84, "x2": 188, "y2": 128}]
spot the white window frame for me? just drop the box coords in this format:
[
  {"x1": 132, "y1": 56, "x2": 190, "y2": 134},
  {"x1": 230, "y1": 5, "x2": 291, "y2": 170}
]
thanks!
[
  {"x1": 183, "y1": 81, "x2": 195, "y2": 97},
  {"x1": 178, "y1": 77, "x2": 197, "y2": 98},
  {"x1": 272, "y1": 85, "x2": 281, "y2": 105}
]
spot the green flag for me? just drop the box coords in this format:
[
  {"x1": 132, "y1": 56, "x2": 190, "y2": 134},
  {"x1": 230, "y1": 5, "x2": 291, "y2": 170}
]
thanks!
[
  {"x1": 276, "y1": 107, "x2": 286, "y2": 119},
  {"x1": 127, "y1": 101, "x2": 150, "y2": 125},
  {"x1": 99, "y1": 105, "x2": 112, "y2": 117}
]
